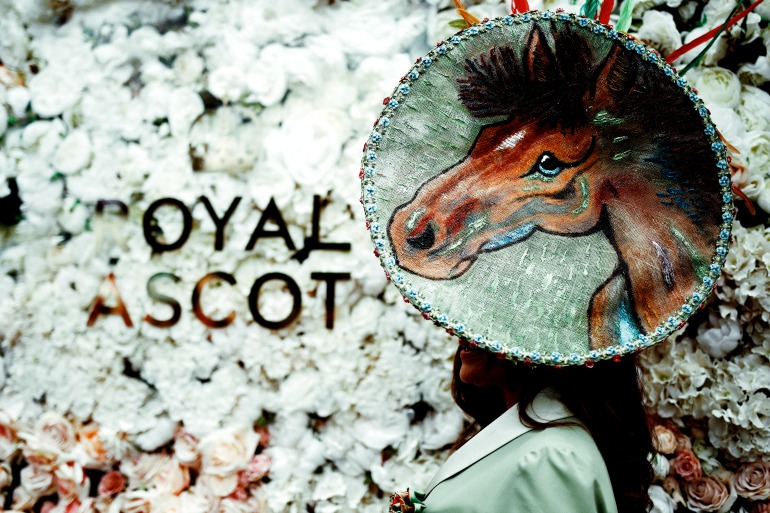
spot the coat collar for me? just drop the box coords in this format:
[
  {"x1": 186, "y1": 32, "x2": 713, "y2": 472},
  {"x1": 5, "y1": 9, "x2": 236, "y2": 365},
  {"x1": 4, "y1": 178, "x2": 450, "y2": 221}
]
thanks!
[{"x1": 424, "y1": 389, "x2": 573, "y2": 495}]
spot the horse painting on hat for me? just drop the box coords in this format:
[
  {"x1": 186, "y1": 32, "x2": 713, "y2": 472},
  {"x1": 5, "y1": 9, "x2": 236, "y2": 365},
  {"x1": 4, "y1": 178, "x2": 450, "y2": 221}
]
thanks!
[{"x1": 386, "y1": 20, "x2": 722, "y2": 350}]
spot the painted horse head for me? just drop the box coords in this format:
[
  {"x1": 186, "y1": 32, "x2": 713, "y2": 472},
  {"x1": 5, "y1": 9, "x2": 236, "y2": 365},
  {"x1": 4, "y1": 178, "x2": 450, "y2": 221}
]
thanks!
[{"x1": 388, "y1": 21, "x2": 721, "y2": 341}]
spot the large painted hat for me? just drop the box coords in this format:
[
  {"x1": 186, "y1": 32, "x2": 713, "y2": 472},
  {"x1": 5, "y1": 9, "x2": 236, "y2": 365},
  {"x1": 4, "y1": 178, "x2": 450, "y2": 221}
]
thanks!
[{"x1": 361, "y1": 9, "x2": 734, "y2": 366}]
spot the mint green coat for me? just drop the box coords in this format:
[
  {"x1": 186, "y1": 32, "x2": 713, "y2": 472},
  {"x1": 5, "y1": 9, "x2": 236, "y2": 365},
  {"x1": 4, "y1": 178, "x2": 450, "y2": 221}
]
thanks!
[{"x1": 414, "y1": 392, "x2": 618, "y2": 513}]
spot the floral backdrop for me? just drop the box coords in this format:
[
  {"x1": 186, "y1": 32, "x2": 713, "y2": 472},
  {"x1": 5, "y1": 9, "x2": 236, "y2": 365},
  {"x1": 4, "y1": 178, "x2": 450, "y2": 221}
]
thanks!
[{"x1": 0, "y1": 0, "x2": 768, "y2": 512}]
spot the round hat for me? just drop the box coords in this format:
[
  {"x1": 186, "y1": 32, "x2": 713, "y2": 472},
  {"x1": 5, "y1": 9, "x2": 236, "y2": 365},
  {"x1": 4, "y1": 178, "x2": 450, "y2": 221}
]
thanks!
[{"x1": 361, "y1": 11, "x2": 733, "y2": 367}]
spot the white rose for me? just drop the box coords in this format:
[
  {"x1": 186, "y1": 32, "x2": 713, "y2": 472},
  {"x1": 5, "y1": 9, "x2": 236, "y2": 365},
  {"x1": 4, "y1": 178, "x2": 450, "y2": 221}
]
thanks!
[
  {"x1": 150, "y1": 457, "x2": 190, "y2": 496},
  {"x1": 167, "y1": 87, "x2": 204, "y2": 136},
  {"x1": 208, "y1": 66, "x2": 245, "y2": 104},
  {"x1": 173, "y1": 50, "x2": 205, "y2": 85},
  {"x1": 122, "y1": 454, "x2": 171, "y2": 490},
  {"x1": 739, "y1": 86, "x2": 770, "y2": 132},
  {"x1": 0, "y1": 99, "x2": 6, "y2": 138},
  {"x1": 636, "y1": 11, "x2": 682, "y2": 56},
  {"x1": 691, "y1": 67, "x2": 742, "y2": 108},
  {"x1": 244, "y1": 54, "x2": 288, "y2": 107},
  {"x1": 53, "y1": 129, "x2": 92, "y2": 174},
  {"x1": 675, "y1": 28, "x2": 728, "y2": 66},
  {"x1": 745, "y1": 131, "x2": 770, "y2": 211},
  {"x1": 29, "y1": 66, "x2": 84, "y2": 117},
  {"x1": 199, "y1": 427, "x2": 258, "y2": 478},
  {"x1": 707, "y1": 106, "x2": 746, "y2": 153},
  {"x1": 739, "y1": 55, "x2": 770, "y2": 86},
  {"x1": 649, "y1": 484, "x2": 676, "y2": 513},
  {"x1": 6, "y1": 85, "x2": 29, "y2": 117},
  {"x1": 697, "y1": 313, "x2": 742, "y2": 358},
  {"x1": 0, "y1": 13, "x2": 29, "y2": 68},
  {"x1": 262, "y1": 107, "x2": 350, "y2": 185}
]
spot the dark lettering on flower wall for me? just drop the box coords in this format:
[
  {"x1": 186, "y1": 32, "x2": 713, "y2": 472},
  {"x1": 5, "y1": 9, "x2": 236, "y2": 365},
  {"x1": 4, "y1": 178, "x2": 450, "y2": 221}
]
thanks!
[{"x1": 87, "y1": 195, "x2": 351, "y2": 330}]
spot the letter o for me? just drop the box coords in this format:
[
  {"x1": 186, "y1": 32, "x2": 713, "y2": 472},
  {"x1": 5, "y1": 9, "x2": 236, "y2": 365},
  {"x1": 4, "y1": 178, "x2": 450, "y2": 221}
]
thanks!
[{"x1": 249, "y1": 273, "x2": 302, "y2": 330}]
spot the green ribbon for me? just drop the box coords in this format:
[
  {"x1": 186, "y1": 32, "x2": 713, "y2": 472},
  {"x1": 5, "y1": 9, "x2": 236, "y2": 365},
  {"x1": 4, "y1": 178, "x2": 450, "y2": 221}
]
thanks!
[
  {"x1": 411, "y1": 490, "x2": 427, "y2": 512},
  {"x1": 616, "y1": 0, "x2": 636, "y2": 33}
]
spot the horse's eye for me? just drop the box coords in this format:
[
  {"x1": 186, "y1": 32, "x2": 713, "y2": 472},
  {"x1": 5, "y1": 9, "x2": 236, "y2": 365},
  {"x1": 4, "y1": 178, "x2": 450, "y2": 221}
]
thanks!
[{"x1": 537, "y1": 153, "x2": 563, "y2": 176}]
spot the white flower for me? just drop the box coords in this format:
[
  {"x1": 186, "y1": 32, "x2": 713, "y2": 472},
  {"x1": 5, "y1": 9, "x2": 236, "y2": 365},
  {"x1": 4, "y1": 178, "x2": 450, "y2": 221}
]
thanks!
[
  {"x1": 675, "y1": 28, "x2": 727, "y2": 66},
  {"x1": 6, "y1": 85, "x2": 30, "y2": 117},
  {"x1": 244, "y1": 50, "x2": 288, "y2": 107},
  {"x1": 167, "y1": 87, "x2": 204, "y2": 136},
  {"x1": 0, "y1": 11, "x2": 30, "y2": 68},
  {"x1": 262, "y1": 107, "x2": 350, "y2": 185},
  {"x1": 697, "y1": 313, "x2": 742, "y2": 358},
  {"x1": 738, "y1": 55, "x2": 770, "y2": 86},
  {"x1": 636, "y1": 11, "x2": 682, "y2": 56},
  {"x1": 53, "y1": 129, "x2": 92, "y2": 174},
  {"x1": 691, "y1": 67, "x2": 742, "y2": 109},
  {"x1": 650, "y1": 453, "x2": 671, "y2": 480},
  {"x1": 739, "y1": 86, "x2": 770, "y2": 132},
  {"x1": 208, "y1": 66, "x2": 245, "y2": 104},
  {"x1": 28, "y1": 65, "x2": 84, "y2": 117},
  {"x1": 173, "y1": 50, "x2": 205, "y2": 85},
  {"x1": 649, "y1": 484, "x2": 676, "y2": 513}
]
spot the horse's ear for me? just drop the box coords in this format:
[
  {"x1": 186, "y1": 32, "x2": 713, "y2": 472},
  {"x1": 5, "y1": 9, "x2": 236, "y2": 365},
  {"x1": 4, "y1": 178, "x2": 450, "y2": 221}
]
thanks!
[
  {"x1": 592, "y1": 46, "x2": 638, "y2": 108},
  {"x1": 525, "y1": 25, "x2": 558, "y2": 85}
]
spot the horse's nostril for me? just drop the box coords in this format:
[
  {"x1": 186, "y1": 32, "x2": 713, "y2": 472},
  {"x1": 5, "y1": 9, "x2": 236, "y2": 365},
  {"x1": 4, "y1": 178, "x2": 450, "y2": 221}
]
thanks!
[{"x1": 406, "y1": 223, "x2": 436, "y2": 250}]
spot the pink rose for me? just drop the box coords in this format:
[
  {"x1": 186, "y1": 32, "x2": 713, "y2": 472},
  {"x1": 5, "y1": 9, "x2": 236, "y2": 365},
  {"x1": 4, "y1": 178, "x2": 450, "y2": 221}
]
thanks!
[
  {"x1": 672, "y1": 450, "x2": 702, "y2": 482},
  {"x1": 41, "y1": 500, "x2": 57, "y2": 513},
  {"x1": 653, "y1": 426, "x2": 678, "y2": 455},
  {"x1": 243, "y1": 454, "x2": 271, "y2": 483},
  {"x1": 662, "y1": 476, "x2": 685, "y2": 505},
  {"x1": 734, "y1": 461, "x2": 770, "y2": 501},
  {"x1": 749, "y1": 502, "x2": 770, "y2": 513},
  {"x1": 97, "y1": 470, "x2": 126, "y2": 497},
  {"x1": 685, "y1": 476, "x2": 733, "y2": 512}
]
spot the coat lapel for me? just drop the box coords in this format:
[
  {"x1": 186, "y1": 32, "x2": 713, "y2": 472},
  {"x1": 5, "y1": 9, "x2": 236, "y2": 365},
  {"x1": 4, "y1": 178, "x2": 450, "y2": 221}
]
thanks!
[{"x1": 424, "y1": 389, "x2": 573, "y2": 495}]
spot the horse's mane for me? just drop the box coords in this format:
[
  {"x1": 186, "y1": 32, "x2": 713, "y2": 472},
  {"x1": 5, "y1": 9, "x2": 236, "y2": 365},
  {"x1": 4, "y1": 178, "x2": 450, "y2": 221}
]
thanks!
[{"x1": 457, "y1": 19, "x2": 721, "y2": 227}]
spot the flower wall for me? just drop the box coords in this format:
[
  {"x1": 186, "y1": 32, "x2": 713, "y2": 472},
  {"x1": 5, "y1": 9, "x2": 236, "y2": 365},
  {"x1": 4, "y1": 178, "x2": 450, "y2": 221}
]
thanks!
[{"x1": 0, "y1": 0, "x2": 767, "y2": 512}]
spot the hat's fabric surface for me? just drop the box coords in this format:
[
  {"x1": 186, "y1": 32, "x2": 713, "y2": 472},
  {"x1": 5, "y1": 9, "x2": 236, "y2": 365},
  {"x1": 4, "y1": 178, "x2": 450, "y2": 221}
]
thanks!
[{"x1": 361, "y1": 12, "x2": 733, "y2": 366}]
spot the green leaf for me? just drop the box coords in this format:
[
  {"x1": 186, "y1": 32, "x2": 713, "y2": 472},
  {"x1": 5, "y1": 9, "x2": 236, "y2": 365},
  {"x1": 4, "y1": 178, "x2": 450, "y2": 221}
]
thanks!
[{"x1": 449, "y1": 19, "x2": 468, "y2": 29}]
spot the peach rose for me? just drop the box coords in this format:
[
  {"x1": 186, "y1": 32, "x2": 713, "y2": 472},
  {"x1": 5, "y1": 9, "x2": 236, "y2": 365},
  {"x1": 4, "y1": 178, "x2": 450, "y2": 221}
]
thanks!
[
  {"x1": 12, "y1": 485, "x2": 38, "y2": 510},
  {"x1": 54, "y1": 462, "x2": 90, "y2": 500},
  {"x1": 199, "y1": 428, "x2": 258, "y2": 478},
  {"x1": 76, "y1": 424, "x2": 111, "y2": 469},
  {"x1": 675, "y1": 432, "x2": 693, "y2": 452},
  {"x1": 734, "y1": 461, "x2": 770, "y2": 500},
  {"x1": 150, "y1": 457, "x2": 190, "y2": 496},
  {"x1": 0, "y1": 411, "x2": 19, "y2": 460},
  {"x1": 174, "y1": 431, "x2": 200, "y2": 468},
  {"x1": 20, "y1": 464, "x2": 55, "y2": 499},
  {"x1": 97, "y1": 470, "x2": 126, "y2": 497},
  {"x1": 34, "y1": 412, "x2": 76, "y2": 453},
  {"x1": 654, "y1": 426, "x2": 678, "y2": 455},
  {"x1": 198, "y1": 473, "x2": 239, "y2": 498},
  {"x1": 663, "y1": 476, "x2": 686, "y2": 505},
  {"x1": 122, "y1": 453, "x2": 171, "y2": 489},
  {"x1": 685, "y1": 476, "x2": 733, "y2": 512},
  {"x1": 672, "y1": 450, "x2": 703, "y2": 482},
  {"x1": 121, "y1": 491, "x2": 153, "y2": 513}
]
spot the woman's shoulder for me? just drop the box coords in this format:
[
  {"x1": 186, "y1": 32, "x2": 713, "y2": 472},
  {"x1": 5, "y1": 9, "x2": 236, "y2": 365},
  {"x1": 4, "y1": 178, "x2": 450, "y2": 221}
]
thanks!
[{"x1": 502, "y1": 419, "x2": 608, "y2": 474}]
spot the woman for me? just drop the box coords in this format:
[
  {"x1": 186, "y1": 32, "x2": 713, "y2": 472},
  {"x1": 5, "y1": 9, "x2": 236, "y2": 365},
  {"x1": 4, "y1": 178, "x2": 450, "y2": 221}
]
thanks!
[
  {"x1": 392, "y1": 344, "x2": 654, "y2": 513},
  {"x1": 373, "y1": 7, "x2": 730, "y2": 513}
]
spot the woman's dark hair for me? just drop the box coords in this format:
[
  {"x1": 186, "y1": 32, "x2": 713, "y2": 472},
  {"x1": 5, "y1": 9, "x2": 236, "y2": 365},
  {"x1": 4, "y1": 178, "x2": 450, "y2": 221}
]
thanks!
[{"x1": 451, "y1": 349, "x2": 654, "y2": 513}]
